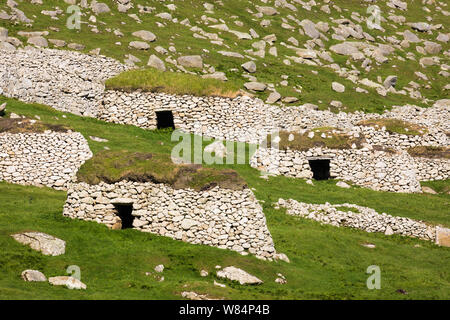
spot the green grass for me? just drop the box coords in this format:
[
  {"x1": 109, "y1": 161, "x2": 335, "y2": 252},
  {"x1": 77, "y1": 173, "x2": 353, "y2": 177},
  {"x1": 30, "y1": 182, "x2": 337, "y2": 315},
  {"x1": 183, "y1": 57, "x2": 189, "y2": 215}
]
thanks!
[
  {"x1": 421, "y1": 180, "x2": 450, "y2": 195},
  {"x1": 358, "y1": 119, "x2": 427, "y2": 136},
  {"x1": 0, "y1": 181, "x2": 449, "y2": 300},
  {"x1": 105, "y1": 68, "x2": 242, "y2": 98},
  {"x1": 1, "y1": 96, "x2": 449, "y2": 299},
  {"x1": 76, "y1": 150, "x2": 247, "y2": 191}
]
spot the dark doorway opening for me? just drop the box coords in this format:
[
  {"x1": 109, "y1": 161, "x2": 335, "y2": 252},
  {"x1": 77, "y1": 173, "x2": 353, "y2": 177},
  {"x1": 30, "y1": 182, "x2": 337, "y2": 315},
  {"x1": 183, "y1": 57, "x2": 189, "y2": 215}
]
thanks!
[
  {"x1": 308, "y1": 159, "x2": 331, "y2": 180},
  {"x1": 114, "y1": 204, "x2": 134, "y2": 229},
  {"x1": 156, "y1": 110, "x2": 175, "y2": 129}
]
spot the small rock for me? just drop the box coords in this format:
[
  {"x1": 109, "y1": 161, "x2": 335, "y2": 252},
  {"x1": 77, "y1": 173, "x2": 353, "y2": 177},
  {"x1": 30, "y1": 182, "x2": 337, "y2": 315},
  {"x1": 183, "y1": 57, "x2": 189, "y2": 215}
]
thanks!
[
  {"x1": 154, "y1": 264, "x2": 164, "y2": 273},
  {"x1": 336, "y1": 181, "x2": 351, "y2": 189},
  {"x1": 49, "y1": 276, "x2": 86, "y2": 290},
  {"x1": 216, "y1": 266, "x2": 263, "y2": 285},
  {"x1": 332, "y1": 82, "x2": 345, "y2": 93},
  {"x1": 21, "y1": 270, "x2": 47, "y2": 282}
]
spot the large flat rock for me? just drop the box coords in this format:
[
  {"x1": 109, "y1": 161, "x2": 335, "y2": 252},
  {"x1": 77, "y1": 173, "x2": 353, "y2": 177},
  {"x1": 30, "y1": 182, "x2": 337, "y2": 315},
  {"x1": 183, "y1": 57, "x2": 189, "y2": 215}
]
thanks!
[
  {"x1": 216, "y1": 266, "x2": 263, "y2": 285},
  {"x1": 12, "y1": 232, "x2": 65, "y2": 256}
]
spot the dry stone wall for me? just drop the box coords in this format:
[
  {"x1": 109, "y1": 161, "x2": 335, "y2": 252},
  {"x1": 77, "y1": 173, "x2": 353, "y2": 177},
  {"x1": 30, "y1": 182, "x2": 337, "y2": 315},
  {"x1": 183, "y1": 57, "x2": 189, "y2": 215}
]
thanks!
[
  {"x1": 276, "y1": 198, "x2": 436, "y2": 241},
  {"x1": 99, "y1": 90, "x2": 449, "y2": 146},
  {"x1": 0, "y1": 131, "x2": 92, "y2": 189},
  {"x1": 99, "y1": 90, "x2": 278, "y2": 143},
  {"x1": 413, "y1": 157, "x2": 450, "y2": 181},
  {"x1": 0, "y1": 47, "x2": 128, "y2": 116},
  {"x1": 63, "y1": 181, "x2": 277, "y2": 259},
  {"x1": 251, "y1": 146, "x2": 439, "y2": 193}
]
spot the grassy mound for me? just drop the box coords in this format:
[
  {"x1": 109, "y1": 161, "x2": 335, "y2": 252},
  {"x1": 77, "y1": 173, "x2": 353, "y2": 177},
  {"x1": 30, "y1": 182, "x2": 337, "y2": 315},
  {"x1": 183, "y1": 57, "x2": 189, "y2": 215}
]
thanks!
[
  {"x1": 76, "y1": 150, "x2": 247, "y2": 191},
  {"x1": 0, "y1": 117, "x2": 69, "y2": 134},
  {"x1": 358, "y1": 119, "x2": 427, "y2": 136},
  {"x1": 105, "y1": 68, "x2": 242, "y2": 98},
  {"x1": 421, "y1": 180, "x2": 450, "y2": 195},
  {"x1": 407, "y1": 146, "x2": 450, "y2": 159},
  {"x1": 266, "y1": 128, "x2": 365, "y2": 151}
]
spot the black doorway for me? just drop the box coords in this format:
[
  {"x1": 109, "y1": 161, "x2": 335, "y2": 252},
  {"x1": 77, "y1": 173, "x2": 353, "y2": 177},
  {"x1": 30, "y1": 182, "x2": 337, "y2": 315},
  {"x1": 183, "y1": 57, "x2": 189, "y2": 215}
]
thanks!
[
  {"x1": 308, "y1": 159, "x2": 331, "y2": 180},
  {"x1": 114, "y1": 204, "x2": 134, "y2": 229},
  {"x1": 156, "y1": 110, "x2": 175, "y2": 129}
]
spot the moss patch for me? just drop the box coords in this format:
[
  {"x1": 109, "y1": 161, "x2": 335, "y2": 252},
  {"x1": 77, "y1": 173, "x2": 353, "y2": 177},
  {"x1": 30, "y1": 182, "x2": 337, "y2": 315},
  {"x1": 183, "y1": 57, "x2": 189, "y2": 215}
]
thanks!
[
  {"x1": 358, "y1": 118, "x2": 427, "y2": 136},
  {"x1": 0, "y1": 117, "x2": 69, "y2": 134},
  {"x1": 76, "y1": 150, "x2": 247, "y2": 191},
  {"x1": 407, "y1": 146, "x2": 450, "y2": 159},
  {"x1": 267, "y1": 128, "x2": 365, "y2": 151}
]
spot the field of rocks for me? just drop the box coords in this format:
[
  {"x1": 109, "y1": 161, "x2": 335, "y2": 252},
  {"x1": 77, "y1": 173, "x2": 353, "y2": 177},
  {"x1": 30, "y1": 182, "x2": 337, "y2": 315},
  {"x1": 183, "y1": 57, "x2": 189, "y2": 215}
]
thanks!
[{"x1": 0, "y1": 0, "x2": 449, "y2": 300}]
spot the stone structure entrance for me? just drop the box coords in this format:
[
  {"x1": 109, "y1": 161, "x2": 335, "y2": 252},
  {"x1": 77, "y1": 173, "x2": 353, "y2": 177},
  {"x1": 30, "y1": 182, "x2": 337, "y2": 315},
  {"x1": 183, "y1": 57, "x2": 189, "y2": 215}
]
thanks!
[
  {"x1": 156, "y1": 110, "x2": 175, "y2": 130},
  {"x1": 308, "y1": 158, "x2": 331, "y2": 180},
  {"x1": 113, "y1": 203, "x2": 134, "y2": 229}
]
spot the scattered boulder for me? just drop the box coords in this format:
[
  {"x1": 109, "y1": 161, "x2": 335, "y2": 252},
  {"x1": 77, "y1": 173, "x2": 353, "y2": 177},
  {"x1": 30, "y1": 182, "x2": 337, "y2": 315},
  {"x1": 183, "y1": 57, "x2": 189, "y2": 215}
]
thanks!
[
  {"x1": 0, "y1": 41, "x2": 15, "y2": 51},
  {"x1": 330, "y1": 43, "x2": 360, "y2": 56},
  {"x1": 266, "y1": 91, "x2": 281, "y2": 104},
  {"x1": 49, "y1": 39, "x2": 66, "y2": 47},
  {"x1": 0, "y1": 102, "x2": 6, "y2": 116},
  {"x1": 241, "y1": 61, "x2": 256, "y2": 73},
  {"x1": 21, "y1": 270, "x2": 47, "y2": 282},
  {"x1": 217, "y1": 266, "x2": 263, "y2": 285},
  {"x1": 257, "y1": 6, "x2": 278, "y2": 16},
  {"x1": 423, "y1": 41, "x2": 442, "y2": 54},
  {"x1": 154, "y1": 264, "x2": 164, "y2": 273},
  {"x1": 201, "y1": 72, "x2": 227, "y2": 81},
  {"x1": 421, "y1": 186, "x2": 437, "y2": 194},
  {"x1": 436, "y1": 227, "x2": 450, "y2": 247},
  {"x1": 68, "y1": 43, "x2": 85, "y2": 51},
  {"x1": 0, "y1": 27, "x2": 7, "y2": 41},
  {"x1": 91, "y1": 2, "x2": 110, "y2": 15},
  {"x1": 244, "y1": 82, "x2": 266, "y2": 91},
  {"x1": 275, "y1": 273, "x2": 286, "y2": 284},
  {"x1": 27, "y1": 36, "x2": 48, "y2": 48},
  {"x1": 177, "y1": 55, "x2": 203, "y2": 68},
  {"x1": 403, "y1": 30, "x2": 421, "y2": 43},
  {"x1": 129, "y1": 41, "x2": 150, "y2": 50},
  {"x1": 147, "y1": 54, "x2": 166, "y2": 71},
  {"x1": 132, "y1": 30, "x2": 157, "y2": 42},
  {"x1": 12, "y1": 232, "x2": 65, "y2": 256},
  {"x1": 332, "y1": 82, "x2": 345, "y2": 93},
  {"x1": 300, "y1": 19, "x2": 320, "y2": 39},
  {"x1": 336, "y1": 181, "x2": 351, "y2": 189},
  {"x1": 383, "y1": 76, "x2": 397, "y2": 89}
]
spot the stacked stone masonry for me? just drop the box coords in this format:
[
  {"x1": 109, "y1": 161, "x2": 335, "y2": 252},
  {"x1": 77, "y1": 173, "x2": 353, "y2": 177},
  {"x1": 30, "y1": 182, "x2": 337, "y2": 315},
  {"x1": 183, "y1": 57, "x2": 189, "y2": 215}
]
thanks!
[
  {"x1": 0, "y1": 47, "x2": 128, "y2": 116},
  {"x1": 0, "y1": 48, "x2": 448, "y2": 194},
  {"x1": 0, "y1": 131, "x2": 92, "y2": 190},
  {"x1": 251, "y1": 146, "x2": 449, "y2": 193},
  {"x1": 63, "y1": 181, "x2": 277, "y2": 259},
  {"x1": 276, "y1": 198, "x2": 437, "y2": 242}
]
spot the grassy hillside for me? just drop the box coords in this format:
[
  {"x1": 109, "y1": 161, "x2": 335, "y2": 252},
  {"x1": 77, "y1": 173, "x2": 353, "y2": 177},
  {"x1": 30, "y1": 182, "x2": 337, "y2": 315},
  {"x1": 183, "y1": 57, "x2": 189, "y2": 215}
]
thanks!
[
  {"x1": 1, "y1": 0, "x2": 448, "y2": 112},
  {"x1": 0, "y1": 95, "x2": 449, "y2": 299}
]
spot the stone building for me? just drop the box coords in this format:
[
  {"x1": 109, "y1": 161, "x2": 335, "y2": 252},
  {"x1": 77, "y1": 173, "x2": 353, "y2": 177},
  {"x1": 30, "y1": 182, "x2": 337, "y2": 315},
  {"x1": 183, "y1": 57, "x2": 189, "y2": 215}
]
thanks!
[{"x1": 63, "y1": 180, "x2": 278, "y2": 259}]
